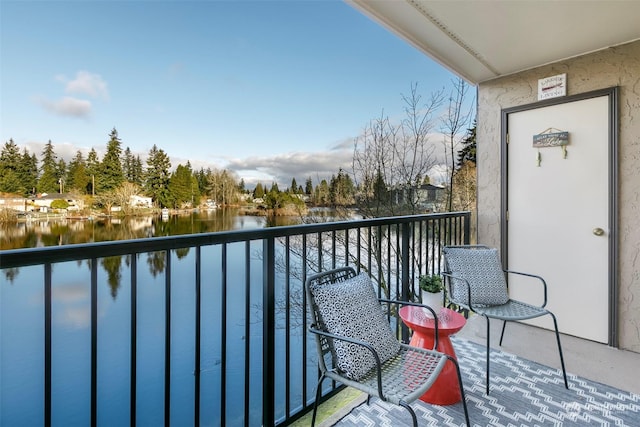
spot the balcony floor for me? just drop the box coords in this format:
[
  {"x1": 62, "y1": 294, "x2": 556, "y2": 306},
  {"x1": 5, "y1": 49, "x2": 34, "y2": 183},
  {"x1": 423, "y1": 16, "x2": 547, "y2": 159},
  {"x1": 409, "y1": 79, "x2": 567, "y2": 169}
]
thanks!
[{"x1": 327, "y1": 315, "x2": 640, "y2": 426}]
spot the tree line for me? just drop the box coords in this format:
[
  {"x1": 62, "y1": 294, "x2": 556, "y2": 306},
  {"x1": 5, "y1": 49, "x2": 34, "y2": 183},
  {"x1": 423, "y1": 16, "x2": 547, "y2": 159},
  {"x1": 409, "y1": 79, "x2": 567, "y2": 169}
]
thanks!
[
  {"x1": 1, "y1": 80, "x2": 477, "y2": 215},
  {"x1": 0, "y1": 128, "x2": 360, "y2": 211}
]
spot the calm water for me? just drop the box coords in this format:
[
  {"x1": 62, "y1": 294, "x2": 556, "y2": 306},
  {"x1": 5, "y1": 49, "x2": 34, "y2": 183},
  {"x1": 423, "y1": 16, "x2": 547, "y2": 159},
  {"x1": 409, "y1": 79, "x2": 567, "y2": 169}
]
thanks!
[
  {"x1": 0, "y1": 208, "x2": 305, "y2": 251},
  {"x1": 0, "y1": 209, "x2": 327, "y2": 426}
]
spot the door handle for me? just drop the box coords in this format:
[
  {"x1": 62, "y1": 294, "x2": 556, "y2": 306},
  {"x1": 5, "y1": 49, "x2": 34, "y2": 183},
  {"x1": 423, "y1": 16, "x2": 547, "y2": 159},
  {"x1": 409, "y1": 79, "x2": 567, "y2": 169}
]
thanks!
[{"x1": 592, "y1": 227, "x2": 605, "y2": 236}]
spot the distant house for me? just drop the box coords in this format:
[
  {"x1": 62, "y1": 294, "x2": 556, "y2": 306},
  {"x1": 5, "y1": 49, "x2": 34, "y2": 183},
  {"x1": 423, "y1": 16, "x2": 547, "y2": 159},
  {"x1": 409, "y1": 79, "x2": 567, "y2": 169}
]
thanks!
[
  {"x1": 0, "y1": 195, "x2": 28, "y2": 212},
  {"x1": 392, "y1": 184, "x2": 445, "y2": 212},
  {"x1": 31, "y1": 193, "x2": 84, "y2": 212},
  {"x1": 130, "y1": 195, "x2": 153, "y2": 208}
]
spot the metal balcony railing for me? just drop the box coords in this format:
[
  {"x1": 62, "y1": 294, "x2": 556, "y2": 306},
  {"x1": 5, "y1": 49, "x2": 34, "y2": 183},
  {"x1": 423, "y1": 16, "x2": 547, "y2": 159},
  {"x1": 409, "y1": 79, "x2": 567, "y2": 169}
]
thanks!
[{"x1": 0, "y1": 211, "x2": 471, "y2": 427}]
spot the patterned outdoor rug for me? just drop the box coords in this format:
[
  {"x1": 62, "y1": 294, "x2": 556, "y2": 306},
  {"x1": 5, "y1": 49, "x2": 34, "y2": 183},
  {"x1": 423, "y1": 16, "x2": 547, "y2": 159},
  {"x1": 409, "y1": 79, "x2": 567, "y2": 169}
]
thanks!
[{"x1": 334, "y1": 338, "x2": 640, "y2": 427}]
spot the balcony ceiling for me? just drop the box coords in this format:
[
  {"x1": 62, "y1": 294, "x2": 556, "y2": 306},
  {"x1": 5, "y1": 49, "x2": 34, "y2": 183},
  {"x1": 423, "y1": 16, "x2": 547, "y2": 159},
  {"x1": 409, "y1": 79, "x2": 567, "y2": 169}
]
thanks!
[{"x1": 347, "y1": 0, "x2": 640, "y2": 84}]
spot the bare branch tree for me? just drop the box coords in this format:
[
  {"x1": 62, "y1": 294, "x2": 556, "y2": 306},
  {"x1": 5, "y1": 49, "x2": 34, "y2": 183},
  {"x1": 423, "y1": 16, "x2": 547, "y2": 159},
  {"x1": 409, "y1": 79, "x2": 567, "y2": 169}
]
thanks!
[
  {"x1": 114, "y1": 182, "x2": 142, "y2": 215},
  {"x1": 352, "y1": 83, "x2": 445, "y2": 217},
  {"x1": 440, "y1": 78, "x2": 474, "y2": 212}
]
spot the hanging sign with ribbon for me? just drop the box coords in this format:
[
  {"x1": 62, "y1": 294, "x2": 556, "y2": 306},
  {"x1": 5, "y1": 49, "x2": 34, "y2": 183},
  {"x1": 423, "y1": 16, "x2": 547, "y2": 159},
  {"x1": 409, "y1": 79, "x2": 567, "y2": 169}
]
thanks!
[{"x1": 532, "y1": 128, "x2": 569, "y2": 166}]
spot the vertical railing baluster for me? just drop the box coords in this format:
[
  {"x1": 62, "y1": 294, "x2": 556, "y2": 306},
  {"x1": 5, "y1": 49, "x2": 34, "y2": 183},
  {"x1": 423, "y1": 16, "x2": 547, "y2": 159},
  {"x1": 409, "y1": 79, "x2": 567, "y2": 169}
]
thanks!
[
  {"x1": 386, "y1": 225, "x2": 391, "y2": 299},
  {"x1": 302, "y1": 233, "x2": 309, "y2": 407},
  {"x1": 195, "y1": 247, "x2": 201, "y2": 427},
  {"x1": 331, "y1": 230, "x2": 336, "y2": 268},
  {"x1": 316, "y1": 232, "x2": 322, "y2": 271},
  {"x1": 44, "y1": 263, "x2": 52, "y2": 427},
  {"x1": 221, "y1": 244, "x2": 227, "y2": 426},
  {"x1": 356, "y1": 228, "x2": 362, "y2": 273},
  {"x1": 411, "y1": 222, "x2": 416, "y2": 293},
  {"x1": 401, "y1": 223, "x2": 411, "y2": 343},
  {"x1": 131, "y1": 254, "x2": 137, "y2": 427},
  {"x1": 368, "y1": 226, "x2": 373, "y2": 289},
  {"x1": 344, "y1": 229, "x2": 350, "y2": 267},
  {"x1": 285, "y1": 236, "x2": 291, "y2": 419},
  {"x1": 431, "y1": 218, "x2": 437, "y2": 274},
  {"x1": 243, "y1": 242, "x2": 250, "y2": 427},
  {"x1": 165, "y1": 252, "x2": 171, "y2": 427},
  {"x1": 91, "y1": 257, "x2": 98, "y2": 427},
  {"x1": 262, "y1": 237, "x2": 275, "y2": 427},
  {"x1": 464, "y1": 212, "x2": 471, "y2": 244},
  {"x1": 395, "y1": 224, "x2": 400, "y2": 298}
]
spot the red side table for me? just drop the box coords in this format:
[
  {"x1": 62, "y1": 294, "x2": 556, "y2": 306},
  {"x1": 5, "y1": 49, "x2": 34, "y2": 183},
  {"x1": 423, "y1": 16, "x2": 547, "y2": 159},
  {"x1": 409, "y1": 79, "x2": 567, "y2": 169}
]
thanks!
[{"x1": 399, "y1": 306, "x2": 466, "y2": 405}]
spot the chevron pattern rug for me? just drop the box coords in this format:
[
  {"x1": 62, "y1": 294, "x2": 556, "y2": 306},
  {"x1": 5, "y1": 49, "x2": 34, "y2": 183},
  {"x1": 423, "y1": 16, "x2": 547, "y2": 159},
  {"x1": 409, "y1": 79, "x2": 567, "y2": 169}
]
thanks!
[{"x1": 334, "y1": 338, "x2": 640, "y2": 427}]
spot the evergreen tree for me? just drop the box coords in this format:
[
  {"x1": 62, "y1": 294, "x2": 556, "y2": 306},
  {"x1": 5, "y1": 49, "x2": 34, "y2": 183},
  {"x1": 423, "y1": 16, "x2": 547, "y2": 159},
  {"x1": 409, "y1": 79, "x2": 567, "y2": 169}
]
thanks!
[
  {"x1": 122, "y1": 146, "x2": 134, "y2": 182},
  {"x1": 145, "y1": 144, "x2": 172, "y2": 207},
  {"x1": 169, "y1": 162, "x2": 198, "y2": 208},
  {"x1": 314, "y1": 179, "x2": 330, "y2": 205},
  {"x1": 0, "y1": 139, "x2": 24, "y2": 194},
  {"x1": 372, "y1": 169, "x2": 389, "y2": 206},
  {"x1": 131, "y1": 155, "x2": 144, "y2": 186},
  {"x1": 457, "y1": 122, "x2": 477, "y2": 167},
  {"x1": 86, "y1": 148, "x2": 100, "y2": 196},
  {"x1": 99, "y1": 128, "x2": 125, "y2": 192},
  {"x1": 38, "y1": 140, "x2": 59, "y2": 193},
  {"x1": 20, "y1": 150, "x2": 38, "y2": 196},
  {"x1": 238, "y1": 178, "x2": 246, "y2": 193},
  {"x1": 67, "y1": 150, "x2": 89, "y2": 193},
  {"x1": 305, "y1": 177, "x2": 313, "y2": 195},
  {"x1": 196, "y1": 168, "x2": 211, "y2": 197},
  {"x1": 290, "y1": 177, "x2": 298, "y2": 194},
  {"x1": 254, "y1": 182, "x2": 264, "y2": 199},
  {"x1": 329, "y1": 168, "x2": 355, "y2": 206}
]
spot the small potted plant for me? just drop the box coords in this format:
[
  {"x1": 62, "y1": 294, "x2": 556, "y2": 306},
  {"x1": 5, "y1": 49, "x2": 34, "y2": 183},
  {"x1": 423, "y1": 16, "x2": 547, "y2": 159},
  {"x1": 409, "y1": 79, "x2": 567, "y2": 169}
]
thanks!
[{"x1": 419, "y1": 274, "x2": 443, "y2": 308}]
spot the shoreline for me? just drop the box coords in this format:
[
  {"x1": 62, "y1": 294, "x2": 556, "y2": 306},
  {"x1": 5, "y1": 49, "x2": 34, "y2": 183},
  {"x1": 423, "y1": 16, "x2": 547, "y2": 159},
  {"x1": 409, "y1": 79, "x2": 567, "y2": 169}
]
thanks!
[{"x1": 2, "y1": 204, "x2": 313, "y2": 224}]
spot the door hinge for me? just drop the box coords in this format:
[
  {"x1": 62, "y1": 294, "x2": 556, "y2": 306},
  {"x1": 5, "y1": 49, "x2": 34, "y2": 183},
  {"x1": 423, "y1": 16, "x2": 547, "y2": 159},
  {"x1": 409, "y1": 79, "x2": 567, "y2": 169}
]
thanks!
[
  {"x1": 506, "y1": 210, "x2": 509, "y2": 221},
  {"x1": 506, "y1": 133, "x2": 510, "y2": 144}
]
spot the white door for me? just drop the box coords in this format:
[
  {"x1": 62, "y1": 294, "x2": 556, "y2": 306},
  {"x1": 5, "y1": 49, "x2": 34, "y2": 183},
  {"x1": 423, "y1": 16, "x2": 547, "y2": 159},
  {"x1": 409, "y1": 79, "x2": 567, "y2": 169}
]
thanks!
[{"x1": 507, "y1": 95, "x2": 610, "y2": 343}]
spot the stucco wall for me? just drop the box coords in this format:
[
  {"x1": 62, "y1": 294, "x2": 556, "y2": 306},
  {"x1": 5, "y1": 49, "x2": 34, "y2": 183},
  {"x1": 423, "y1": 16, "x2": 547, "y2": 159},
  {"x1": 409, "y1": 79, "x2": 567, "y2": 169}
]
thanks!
[{"x1": 477, "y1": 40, "x2": 640, "y2": 352}]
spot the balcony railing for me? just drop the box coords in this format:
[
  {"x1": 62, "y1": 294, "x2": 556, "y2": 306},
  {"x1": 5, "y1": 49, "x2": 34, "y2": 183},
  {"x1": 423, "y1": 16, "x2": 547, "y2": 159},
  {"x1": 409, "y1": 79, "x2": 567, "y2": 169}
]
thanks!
[{"x1": 0, "y1": 211, "x2": 471, "y2": 427}]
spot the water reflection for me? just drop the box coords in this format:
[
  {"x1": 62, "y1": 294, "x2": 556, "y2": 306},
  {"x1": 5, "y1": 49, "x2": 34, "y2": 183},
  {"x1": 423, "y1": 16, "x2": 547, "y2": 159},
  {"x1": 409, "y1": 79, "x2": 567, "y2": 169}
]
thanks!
[
  {"x1": 0, "y1": 209, "x2": 278, "y2": 251},
  {"x1": 0, "y1": 209, "x2": 308, "y2": 293}
]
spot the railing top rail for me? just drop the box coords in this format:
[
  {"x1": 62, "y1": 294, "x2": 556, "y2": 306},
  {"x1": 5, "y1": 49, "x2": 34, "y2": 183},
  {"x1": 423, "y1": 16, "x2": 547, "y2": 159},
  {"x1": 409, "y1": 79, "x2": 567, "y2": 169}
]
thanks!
[{"x1": 0, "y1": 211, "x2": 470, "y2": 269}]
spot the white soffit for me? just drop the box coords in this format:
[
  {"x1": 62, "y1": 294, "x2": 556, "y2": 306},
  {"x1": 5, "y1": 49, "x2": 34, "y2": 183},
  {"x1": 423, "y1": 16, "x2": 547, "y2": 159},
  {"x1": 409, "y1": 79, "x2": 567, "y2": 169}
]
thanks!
[{"x1": 347, "y1": 0, "x2": 640, "y2": 84}]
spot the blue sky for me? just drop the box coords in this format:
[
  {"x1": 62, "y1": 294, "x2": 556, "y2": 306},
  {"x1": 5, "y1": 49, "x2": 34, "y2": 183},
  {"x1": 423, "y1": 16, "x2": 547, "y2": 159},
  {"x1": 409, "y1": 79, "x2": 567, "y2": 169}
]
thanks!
[{"x1": 1, "y1": 0, "x2": 461, "y2": 188}]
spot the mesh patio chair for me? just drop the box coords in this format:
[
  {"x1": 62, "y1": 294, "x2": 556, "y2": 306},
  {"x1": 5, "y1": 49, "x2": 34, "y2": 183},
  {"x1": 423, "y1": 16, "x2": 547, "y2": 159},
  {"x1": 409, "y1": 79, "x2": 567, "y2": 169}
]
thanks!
[
  {"x1": 442, "y1": 245, "x2": 569, "y2": 394},
  {"x1": 305, "y1": 266, "x2": 470, "y2": 427}
]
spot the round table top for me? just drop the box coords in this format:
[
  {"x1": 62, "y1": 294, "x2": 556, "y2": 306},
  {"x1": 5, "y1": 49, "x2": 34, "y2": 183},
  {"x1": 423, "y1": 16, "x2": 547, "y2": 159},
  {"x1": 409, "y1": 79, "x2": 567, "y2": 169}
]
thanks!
[{"x1": 399, "y1": 306, "x2": 466, "y2": 335}]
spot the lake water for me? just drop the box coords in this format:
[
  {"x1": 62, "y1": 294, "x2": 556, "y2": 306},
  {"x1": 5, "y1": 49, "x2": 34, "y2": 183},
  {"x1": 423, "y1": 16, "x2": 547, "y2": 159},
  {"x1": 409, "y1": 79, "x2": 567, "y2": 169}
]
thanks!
[
  {"x1": 0, "y1": 209, "x2": 327, "y2": 426},
  {"x1": 0, "y1": 208, "x2": 305, "y2": 251}
]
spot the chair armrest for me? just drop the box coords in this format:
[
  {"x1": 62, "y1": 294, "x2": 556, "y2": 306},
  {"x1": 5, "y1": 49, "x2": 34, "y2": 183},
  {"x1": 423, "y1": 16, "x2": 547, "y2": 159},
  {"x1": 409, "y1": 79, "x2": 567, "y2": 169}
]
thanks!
[
  {"x1": 308, "y1": 326, "x2": 387, "y2": 399},
  {"x1": 378, "y1": 298, "x2": 440, "y2": 350},
  {"x1": 503, "y1": 269, "x2": 548, "y2": 307},
  {"x1": 441, "y1": 271, "x2": 475, "y2": 310}
]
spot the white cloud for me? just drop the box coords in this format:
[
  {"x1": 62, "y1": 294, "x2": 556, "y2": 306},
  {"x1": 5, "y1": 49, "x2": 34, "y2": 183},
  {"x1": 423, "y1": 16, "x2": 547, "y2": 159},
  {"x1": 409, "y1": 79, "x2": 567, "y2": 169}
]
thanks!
[
  {"x1": 226, "y1": 148, "x2": 353, "y2": 188},
  {"x1": 39, "y1": 96, "x2": 92, "y2": 118},
  {"x1": 62, "y1": 70, "x2": 109, "y2": 100},
  {"x1": 36, "y1": 71, "x2": 107, "y2": 118}
]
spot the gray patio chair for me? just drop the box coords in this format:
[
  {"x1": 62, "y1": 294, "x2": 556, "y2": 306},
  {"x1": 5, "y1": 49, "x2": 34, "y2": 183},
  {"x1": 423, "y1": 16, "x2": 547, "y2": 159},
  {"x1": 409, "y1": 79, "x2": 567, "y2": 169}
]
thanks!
[
  {"x1": 305, "y1": 266, "x2": 470, "y2": 427},
  {"x1": 442, "y1": 245, "x2": 569, "y2": 394}
]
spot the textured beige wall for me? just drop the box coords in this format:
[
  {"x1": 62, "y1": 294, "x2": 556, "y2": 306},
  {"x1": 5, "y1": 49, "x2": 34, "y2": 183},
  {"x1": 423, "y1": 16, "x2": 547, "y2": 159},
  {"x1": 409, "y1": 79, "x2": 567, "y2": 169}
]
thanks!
[{"x1": 477, "y1": 40, "x2": 640, "y2": 352}]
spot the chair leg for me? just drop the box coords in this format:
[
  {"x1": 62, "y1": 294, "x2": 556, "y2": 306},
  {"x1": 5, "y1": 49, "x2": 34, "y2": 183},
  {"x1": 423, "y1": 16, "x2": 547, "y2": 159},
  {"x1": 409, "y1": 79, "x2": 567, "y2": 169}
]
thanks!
[
  {"x1": 447, "y1": 355, "x2": 471, "y2": 427},
  {"x1": 311, "y1": 374, "x2": 327, "y2": 427},
  {"x1": 398, "y1": 401, "x2": 418, "y2": 427},
  {"x1": 549, "y1": 312, "x2": 569, "y2": 389},
  {"x1": 485, "y1": 315, "x2": 491, "y2": 394},
  {"x1": 499, "y1": 320, "x2": 507, "y2": 346}
]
